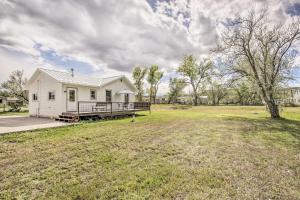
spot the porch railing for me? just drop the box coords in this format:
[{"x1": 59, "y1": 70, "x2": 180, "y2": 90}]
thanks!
[{"x1": 77, "y1": 101, "x2": 151, "y2": 114}]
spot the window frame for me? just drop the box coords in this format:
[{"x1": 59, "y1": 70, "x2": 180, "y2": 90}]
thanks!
[
  {"x1": 106, "y1": 90, "x2": 112, "y2": 102},
  {"x1": 48, "y1": 91, "x2": 55, "y2": 101},
  {"x1": 32, "y1": 93, "x2": 38, "y2": 101},
  {"x1": 90, "y1": 89, "x2": 97, "y2": 100},
  {"x1": 124, "y1": 93, "x2": 129, "y2": 103},
  {"x1": 69, "y1": 90, "x2": 76, "y2": 102}
]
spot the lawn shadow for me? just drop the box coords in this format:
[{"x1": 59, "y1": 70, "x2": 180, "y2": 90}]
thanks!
[
  {"x1": 169, "y1": 105, "x2": 193, "y2": 110},
  {"x1": 223, "y1": 116, "x2": 300, "y2": 141},
  {"x1": 80, "y1": 113, "x2": 147, "y2": 122}
]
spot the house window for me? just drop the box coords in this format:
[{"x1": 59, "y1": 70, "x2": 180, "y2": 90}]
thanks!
[
  {"x1": 48, "y1": 91, "x2": 55, "y2": 100},
  {"x1": 69, "y1": 90, "x2": 75, "y2": 102},
  {"x1": 106, "y1": 90, "x2": 112, "y2": 102},
  {"x1": 90, "y1": 89, "x2": 96, "y2": 100},
  {"x1": 32, "y1": 93, "x2": 38, "y2": 101},
  {"x1": 124, "y1": 93, "x2": 129, "y2": 103},
  {"x1": 0, "y1": 99, "x2": 2, "y2": 104}
]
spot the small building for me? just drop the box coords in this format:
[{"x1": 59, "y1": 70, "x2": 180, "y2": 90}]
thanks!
[
  {"x1": 0, "y1": 96, "x2": 21, "y2": 105},
  {"x1": 176, "y1": 95, "x2": 208, "y2": 105},
  {"x1": 0, "y1": 96, "x2": 7, "y2": 105},
  {"x1": 26, "y1": 68, "x2": 150, "y2": 118},
  {"x1": 177, "y1": 95, "x2": 191, "y2": 104},
  {"x1": 279, "y1": 87, "x2": 300, "y2": 105},
  {"x1": 155, "y1": 95, "x2": 168, "y2": 104},
  {"x1": 0, "y1": 96, "x2": 22, "y2": 111}
]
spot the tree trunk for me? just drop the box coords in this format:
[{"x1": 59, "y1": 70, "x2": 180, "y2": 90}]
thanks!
[
  {"x1": 153, "y1": 90, "x2": 157, "y2": 104},
  {"x1": 266, "y1": 99, "x2": 280, "y2": 119},
  {"x1": 137, "y1": 93, "x2": 142, "y2": 102},
  {"x1": 194, "y1": 95, "x2": 198, "y2": 106},
  {"x1": 192, "y1": 85, "x2": 198, "y2": 106}
]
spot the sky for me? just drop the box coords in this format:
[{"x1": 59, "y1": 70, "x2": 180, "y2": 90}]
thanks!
[{"x1": 0, "y1": 0, "x2": 299, "y2": 95}]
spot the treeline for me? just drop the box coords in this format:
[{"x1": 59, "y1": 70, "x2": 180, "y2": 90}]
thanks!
[
  {"x1": 132, "y1": 55, "x2": 264, "y2": 106},
  {"x1": 132, "y1": 8, "x2": 300, "y2": 119}
]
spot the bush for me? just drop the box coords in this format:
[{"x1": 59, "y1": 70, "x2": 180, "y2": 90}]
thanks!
[{"x1": 8, "y1": 102, "x2": 22, "y2": 112}]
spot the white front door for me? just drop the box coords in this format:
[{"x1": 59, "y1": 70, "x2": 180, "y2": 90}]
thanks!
[{"x1": 67, "y1": 88, "x2": 77, "y2": 112}]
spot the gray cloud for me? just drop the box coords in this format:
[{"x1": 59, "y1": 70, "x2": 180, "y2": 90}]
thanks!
[
  {"x1": 0, "y1": 0, "x2": 204, "y2": 73},
  {"x1": 0, "y1": 0, "x2": 298, "y2": 89}
]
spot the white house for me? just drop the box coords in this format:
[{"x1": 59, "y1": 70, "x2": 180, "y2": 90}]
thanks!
[
  {"x1": 26, "y1": 68, "x2": 136, "y2": 118},
  {"x1": 280, "y1": 87, "x2": 300, "y2": 105}
]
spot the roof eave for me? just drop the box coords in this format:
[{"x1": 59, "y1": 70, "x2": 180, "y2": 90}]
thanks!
[{"x1": 60, "y1": 82, "x2": 100, "y2": 88}]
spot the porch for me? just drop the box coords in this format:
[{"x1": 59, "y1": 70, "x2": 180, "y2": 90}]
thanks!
[{"x1": 57, "y1": 102, "x2": 151, "y2": 122}]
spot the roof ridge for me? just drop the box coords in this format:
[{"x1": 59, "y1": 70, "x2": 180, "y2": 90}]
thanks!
[
  {"x1": 39, "y1": 68, "x2": 124, "y2": 80},
  {"x1": 39, "y1": 67, "x2": 70, "y2": 74},
  {"x1": 101, "y1": 74, "x2": 124, "y2": 79},
  {"x1": 40, "y1": 68, "x2": 102, "y2": 80}
]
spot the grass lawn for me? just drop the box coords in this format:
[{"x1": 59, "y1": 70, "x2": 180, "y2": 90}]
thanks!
[
  {"x1": 0, "y1": 111, "x2": 29, "y2": 116},
  {"x1": 0, "y1": 105, "x2": 299, "y2": 199},
  {"x1": 0, "y1": 106, "x2": 29, "y2": 116}
]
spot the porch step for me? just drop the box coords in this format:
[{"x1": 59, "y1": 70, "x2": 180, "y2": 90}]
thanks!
[
  {"x1": 61, "y1": 112, "x2": 78, "y2": 116},
  {"x1": 56, "y1": 113, "x2": 79, "y2": 123}
]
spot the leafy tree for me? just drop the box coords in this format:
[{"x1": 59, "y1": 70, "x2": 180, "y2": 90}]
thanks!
[
  {"x1": 206, "y1": 67, "x2": 229, "y2": 105},
  {"x1": 178, "y1": 55, "x2": 212, "y2": 105},
  {"x1": 132, "y1": 66, "x2": 147, "y2": 102},
  {"x1": 147, "y1": 65, "x2": 164, "y2": 104},
  {"x1": 232, "y1": 79, "x2": 262, "y2": 105},
  {"x1": 0, "y1": 89, "x2": 9, "y2": 97},
  {"x1": 168, "y1": 78, "x2": 186, "y2": 104},
  {"x1": 1, "y1": 70, "x2": 28, "y2": 103},
  {"x1": 207, "y1": 81, "x2": 228, "y2": 105},
  {"x1": 217, "y1": 9, "x2": 300, "y2": 118}
]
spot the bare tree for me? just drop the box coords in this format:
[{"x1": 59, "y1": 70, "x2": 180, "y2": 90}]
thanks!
[
  {"x1": 178, "y1": 55, "x2": 212, "y2": 105},
  {"x1": 217, "y1": 9, "x2": 300, "y2": 118}
]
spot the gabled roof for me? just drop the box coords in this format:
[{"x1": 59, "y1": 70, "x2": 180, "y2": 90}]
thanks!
[
  {"x1": 40, "y1": 68, "x2": 102, "y2": 87},
  {"x1": 27, "y1": 68, "x2": 135, "y2": 90}
]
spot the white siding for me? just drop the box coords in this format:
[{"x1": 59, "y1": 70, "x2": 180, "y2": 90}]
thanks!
[
  {"x1": 28, "y1": 72, "x2": 63, "y2": 118},
  {"x1": 293, "y1": 89, "x2": 300, "y2": 105},
  {"x1": 62, "y1": 78, "x2": 135, "y2": 103},
  {"x1": 62, "y1": 77, "x2": 136, "y2": 113},
  {"x1": 98, "y1": 78, "x2": 135, "y2": 102},
  {"x1": 28, "y1": 71, "x2": 135, "y2": 118}
]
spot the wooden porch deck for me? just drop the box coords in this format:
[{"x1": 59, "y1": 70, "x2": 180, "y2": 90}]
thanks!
[{"x1": 57, "y1": 102, "x2": 151, "y2": 122}]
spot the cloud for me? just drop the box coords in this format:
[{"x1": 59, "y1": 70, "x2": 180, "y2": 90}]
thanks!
[
  {"x1": 0, "y1": 0, "x2": 198, "y2": 72},
  {"x1": 0, "y1": 0, "x2": 299, "y2": 94},
  {"x1": 0, "y1": 47, "x2": 58, "y2": 83}
]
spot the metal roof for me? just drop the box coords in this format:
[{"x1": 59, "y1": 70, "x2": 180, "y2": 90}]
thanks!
[{"x1": 38, "y1": 68, "x2": 125, "y2": 87}]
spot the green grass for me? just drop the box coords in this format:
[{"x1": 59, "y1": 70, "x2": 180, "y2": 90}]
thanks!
[
  {"x1": 0, "y1": 111, "x2": 29, "y2": 116},
  {"x1": 0, "y1": 106, "x2": 28, "y2": 116},
  {"x1": 0, "y1": 105, "x2": 299, "y2": 199}
]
